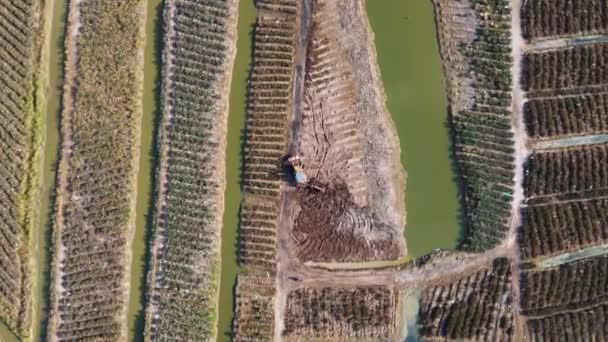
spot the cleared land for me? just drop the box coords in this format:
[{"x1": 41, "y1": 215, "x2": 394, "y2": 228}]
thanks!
[
  {"x1": 142, "y1": 0, "x2": 239, "y2": 340},
  {"x1": 46, "y1": 1, "x2": 146, "y2": 340},
  {"x1": 0, "y1": 0, "x2": 44, "y2": 338},
  {"x1": 285, "y1": 0, "x2": 405, "y2": 263}
]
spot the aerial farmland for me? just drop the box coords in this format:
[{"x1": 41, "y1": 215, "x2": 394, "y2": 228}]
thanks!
[{"x1": 1, "y1": 0, "x2": 608, "y2": 341}]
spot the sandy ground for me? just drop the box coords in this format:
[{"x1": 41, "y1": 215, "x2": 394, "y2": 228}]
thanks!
[{"x1": 507, "y1": 0, "x2": 529, "y2": 339}]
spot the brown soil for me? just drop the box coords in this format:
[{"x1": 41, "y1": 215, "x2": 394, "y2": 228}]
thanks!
[
  {"x1": 284, "y1": 0, "x2": 405, "y2": 264},
  {"x1": 289, "y1": 181, "x2": 401, "y2": 262}
]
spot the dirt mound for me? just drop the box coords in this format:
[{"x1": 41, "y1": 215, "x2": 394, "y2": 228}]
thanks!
[{"x1": 290, "y1": 181, "x2": 401, "y2": 262}]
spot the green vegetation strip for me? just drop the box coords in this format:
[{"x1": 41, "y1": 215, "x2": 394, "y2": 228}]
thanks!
[
  {"x1": 217, "y1": 0, "x2": 257, "y2": 340},
  {"x1": 31, "y1": 0, "x2": 67, "y2": 340},
  {"x1": 366, "y1": 0, "x2": 460, "y2": 257},
  {"x1": 47, "y1": 1, "x2": 147, "y2": 339},
  {"x1": 127, "y1": 0, "x2": 163, "y2": 340}
]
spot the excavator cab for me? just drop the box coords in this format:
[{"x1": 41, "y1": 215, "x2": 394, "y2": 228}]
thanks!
[
  {"x1": 286, "y1": 155, "x2": 325, "y2": 192},
  {"x1": 288, "y1": 155, "x2": 307, "y2": 186}
]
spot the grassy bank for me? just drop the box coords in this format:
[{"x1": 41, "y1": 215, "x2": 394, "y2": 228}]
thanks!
[
  {"x1": 30, "y1": 0, "x2": 68, "y2": 340},
  {"x1": 127, "y1": 0, "x2": 163, "y2": 340},
  {"x1": 217, "y1": 0, "x2": 257, "y2": 340},
  {"x1": 366, "y1": 0, "x2": 461, "y2": 257}
]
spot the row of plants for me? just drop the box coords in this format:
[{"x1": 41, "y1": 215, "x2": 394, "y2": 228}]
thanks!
[
  {"x1": 257, "y1": 0, "x2": 298, "y2": 15},
  {"x1": 518, "y1": 198, "x2": 608, "y2": 260},
  {"x1": 418, "y1": 257, "x2": 514, "y2": 340},
  {"x1": 524, "y1": 92, "x2": 608, "y2": 139},
  {"x1": 242, "y1": 15, "x2": 295, "y2": 198},
  {"x1": 520, "y1": 254, "x2": 608, "y2": 316},
  {"x1": 526, "y1": 302, "x2": 608, "y2": 341},
  {"x1": 0, "y1": 0, "x2": 39, "y2": 336},
  {"x1": 523, "y1": 43, "x2": 608, "y2": 96},
  {"x1": 239, "y1": 201, "x2": 279, "y2": 270},
  {"x1": 48, "y1": 0, "x2": 147, "y2": 340},
  {"x1": 521, "y1": 0, "x2": 608, "y2": 40},
  {"x1": 283, "y1": 286, "x2": 397, "y2": 339},
  {"x1": 233, "y1": 3, "x2": 298, "y2": 339},
  {"x1": 233, "y1": 275, "x2": 276, "y2": 342},
  {"x1": 144, "y1": 0, "x2": 238, "y2": 341},
  {"x1": 448, "y1": 0, "x2": 516, "y2": 251},
  {"x1": 523, "y1": 143, "x2": 608, "y2": 197}
]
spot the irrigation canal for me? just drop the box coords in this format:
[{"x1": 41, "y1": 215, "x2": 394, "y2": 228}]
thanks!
[
  {"x1": 126, "y1": 0, "x2": 164, "y2": 340},
  {"x1": 216, "y1": 0, "x2": 257, "y2": 341},
  {"x1": 367, "y1": 0, "x2": 462, "y2": 257}
]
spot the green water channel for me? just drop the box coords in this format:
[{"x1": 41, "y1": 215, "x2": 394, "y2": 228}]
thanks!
[
  {"x1": 216, "y1": 0, "x2": 257, "y2": 340},
  {"x1": 127, "y1": 0, "x2": 163, "y2": 340},
  {"x1": 29, "y1": 0, "x2": 67, "y2": 341},
  {"x1": 366, "y1": 0, "x2": 461, "y2": 257}
]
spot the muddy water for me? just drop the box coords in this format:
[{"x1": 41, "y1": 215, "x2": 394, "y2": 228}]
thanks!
[
  {"x1": 126, "y1": 0, "x2": 163, "y2": 340},
  {"x1": 366, "y1": 0, "x2": 461, "y2": 257},
  {"x1": 216, "y1": 0, "x2": 257, "y2": 340}
]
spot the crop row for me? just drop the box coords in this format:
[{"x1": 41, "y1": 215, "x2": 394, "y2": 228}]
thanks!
[
  {"x1": 520, "y1": 254, "x2": 608, "y2": 316},
  {"x1": 283, "y1": 286, "x2": 397, "y2": 339},
  {"x1": 239, "y1": 201, "x2": 279, "y2": 270},
  {"x1": 233, "y1": 275, "x2": 276, "y2": 342},
  {"x1": 48, "y1": 1, "x2": 146, "y2": 340},
  {"x1": 518, "y1": 198, "x2": 608, "y2": 260},
  {"x1": 524, "y1": 92, "x2": 608, "y2": 139},
  {"x1": 418, "y1": 257, "x2": 514, "y2": 341},
  {"x1": 144, "y1": 0, "x2": 237, "y2": 341},
  {"x1": 0, "y1": 0, "x2": 39, "y2": 336},
  {"x1": 448, "y1": 0, "x2": 515, "y2": 251},
  {"x1": 523, "y1": 43, "x2": 608, "y2": 97},
  {"x1": 521, "y1": 0, "x2": 608, "y2": 40},
  {"x1": 526, "y1": 303, "x2": 608, "y2": 341},
  {"x1": 257, "y1": 0, "x2": 298, "y2": 15},
  {"x1": 524, "y1": 143, "x2": 608, "y2": 197},
  {"x1": 242, "y1": 14, "x2": 296, "y2": 198}
]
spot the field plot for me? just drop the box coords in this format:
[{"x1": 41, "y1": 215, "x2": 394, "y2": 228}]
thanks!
[
  {"x1": 526, "y1": 303, "x2": 608, "y2": 341},
  {"x1": 47, "y1": 1, "x2": 146, "y2": 340},
  {"x1": 521, "y1": 0, "x2": 608, "y2": 40},
  {"x1": 520, "y1": 254, "x2": 608, "y2": 316},
  {"x1": 518, "y1": 198, "x2": 608, "y2": 260},
  {"x1": 233, "y1": 275, "x2": 275, "y2": 342},
  {"x1": 237, "y1": 0, "x2": 298, "y2": 272},
  {"x1": 283, "y1": 286, "x2": 398, "y2": 340},
  {"x1": 523, "y1": 143, "x2": 608, "y2": 199},
  {"x1": 417, "y1": 258, "x2": 514, "y2": 341},
  {"x1": 0, "y1": 0, "x2": 42, "y2": 337},
  {"x1": 523, "y1": 43, "x2": 608, "y2": 98},
  {"x1": 524, "y1": 93, "x2": 608, "y2": 139},
  {"x1": 433, "y1": 0, "x2": 515, "y2": 251},
  {"x1": 143, "y1": 0, "x2": 238, "y2": 340},
  {"x1": 286, "y1": 0, "x2": 405, "y2": 263}
]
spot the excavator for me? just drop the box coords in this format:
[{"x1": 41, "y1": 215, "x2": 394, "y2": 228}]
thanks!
[{"x1": 287, "y1": 155, "x2": 324, "y2": 192}]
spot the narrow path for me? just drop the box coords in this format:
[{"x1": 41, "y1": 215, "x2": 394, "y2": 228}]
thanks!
[
  {"x1": 526, "y1": 34, "x2": 608, "y2": 52},
  {"x1": 531, "y1": 134, "x2": 608, "y2": 150},
  {"x1": 508, "y1": 0, "x2": 528, "y2": 338},
  {"x1": 535, "y1": 244, "x2": 608, "y2": 268}
]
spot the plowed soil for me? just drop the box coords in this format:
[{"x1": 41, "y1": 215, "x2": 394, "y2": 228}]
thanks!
[{"x1": 284, "y1": 0, "x2": 405, "y2": 263}]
